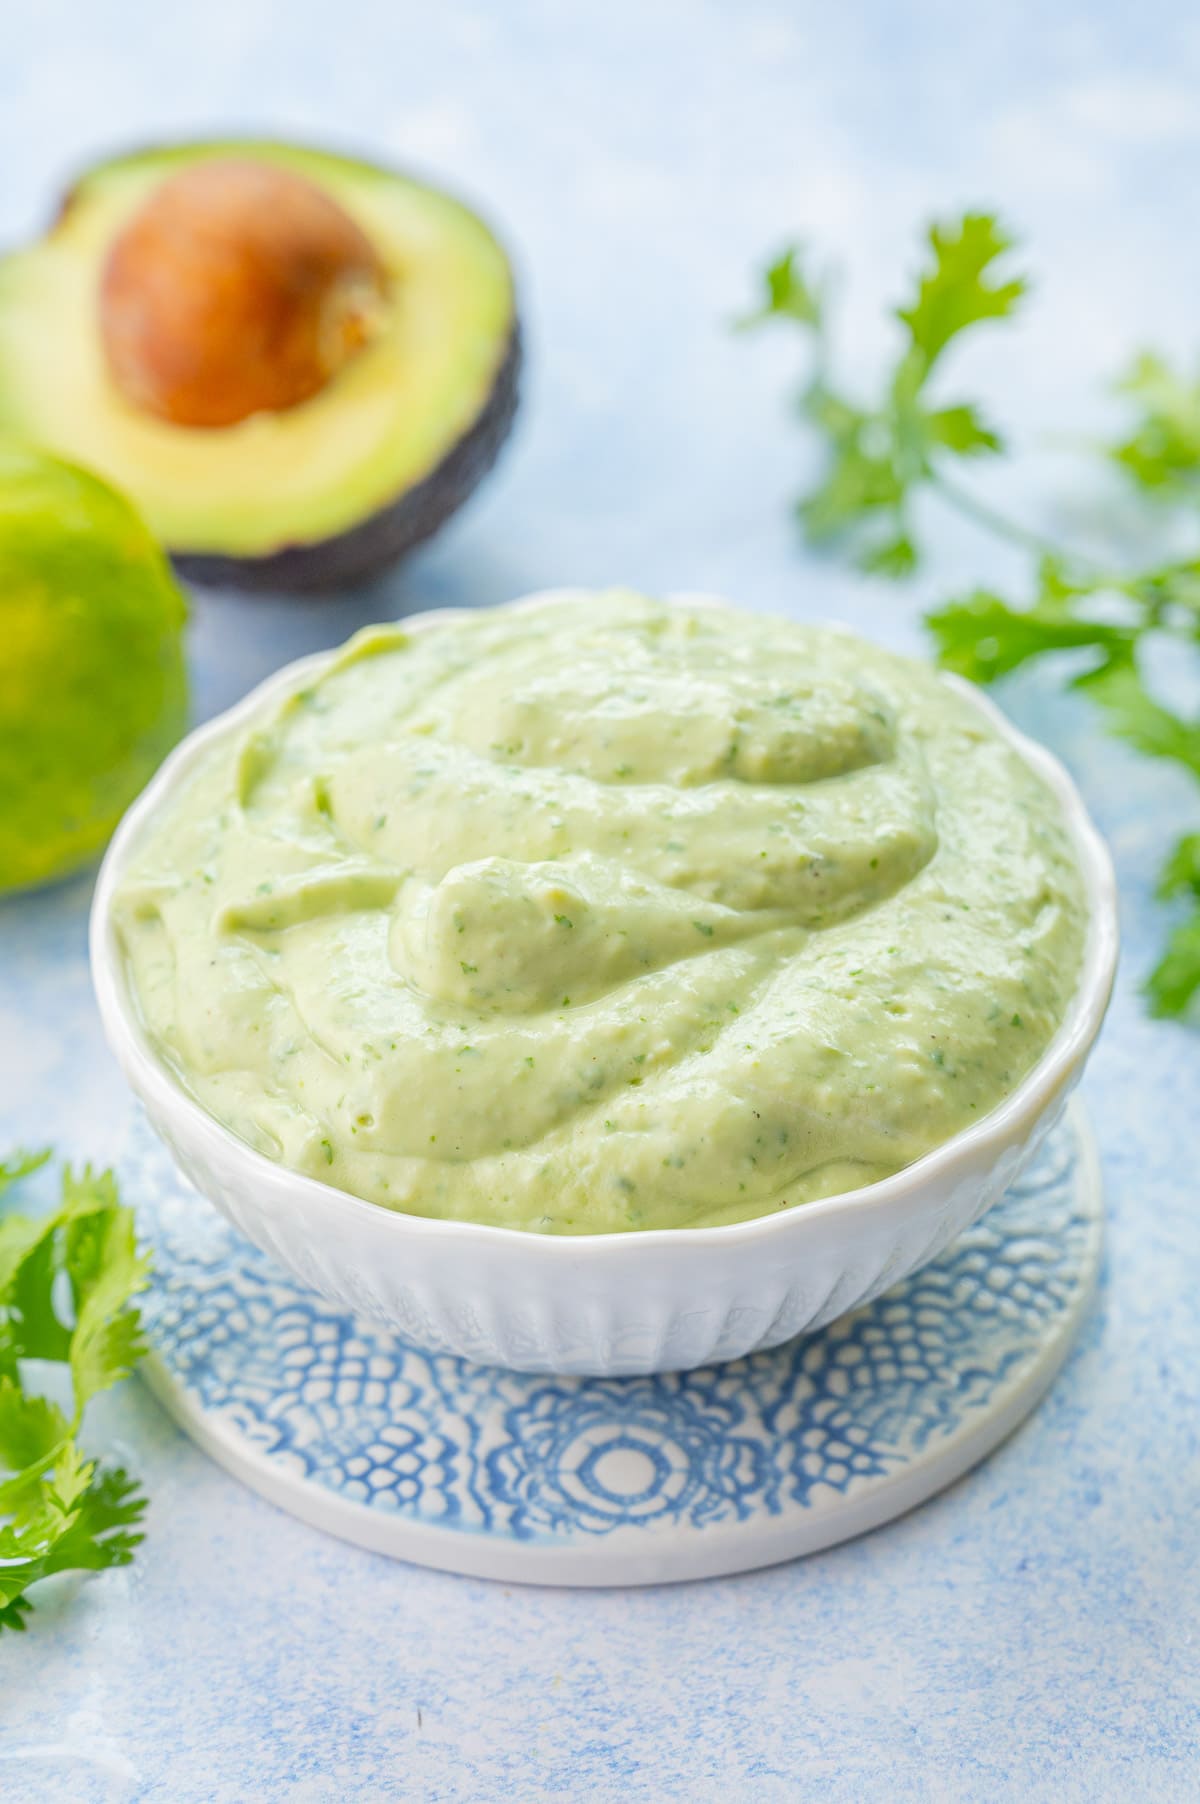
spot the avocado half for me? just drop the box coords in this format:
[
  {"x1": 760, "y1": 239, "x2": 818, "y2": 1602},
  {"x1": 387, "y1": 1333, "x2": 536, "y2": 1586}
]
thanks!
[{"x1": 0, "y1": 141, "x2": 520, "y2": 591}]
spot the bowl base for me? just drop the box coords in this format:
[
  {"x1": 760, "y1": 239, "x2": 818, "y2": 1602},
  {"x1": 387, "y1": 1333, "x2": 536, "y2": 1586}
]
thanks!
[{"x1": 125, "y1": 1100, "x2": 1102, "y2": 1587}]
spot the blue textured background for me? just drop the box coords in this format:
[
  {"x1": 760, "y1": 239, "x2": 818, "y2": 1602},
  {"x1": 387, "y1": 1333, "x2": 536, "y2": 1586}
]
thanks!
[{"x1": 1, "y1": 3, "x2": 1199, "y2": 1798}]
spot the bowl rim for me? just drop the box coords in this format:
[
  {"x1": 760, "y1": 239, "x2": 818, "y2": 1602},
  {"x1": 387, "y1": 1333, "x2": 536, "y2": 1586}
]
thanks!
[{"x1": 89, "y1": 587, "x2": 1120, "y2": 1253}]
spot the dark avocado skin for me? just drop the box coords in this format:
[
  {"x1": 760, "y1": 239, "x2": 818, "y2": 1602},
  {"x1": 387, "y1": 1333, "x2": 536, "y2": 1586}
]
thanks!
[{"x1": 174, "y1": 323, "x2": 522, "y2": 594}]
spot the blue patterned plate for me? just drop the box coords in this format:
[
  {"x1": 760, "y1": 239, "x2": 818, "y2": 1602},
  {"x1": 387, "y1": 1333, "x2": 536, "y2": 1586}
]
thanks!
[{"x1": 124, "y1": 1103, "x2": 1101, "y2": 1585}]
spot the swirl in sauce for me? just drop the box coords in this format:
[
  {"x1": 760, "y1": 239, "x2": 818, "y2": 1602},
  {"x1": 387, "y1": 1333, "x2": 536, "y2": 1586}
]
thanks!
[{"x1": 114, "y1": 592, "x2": 1087, "y2": 1231}]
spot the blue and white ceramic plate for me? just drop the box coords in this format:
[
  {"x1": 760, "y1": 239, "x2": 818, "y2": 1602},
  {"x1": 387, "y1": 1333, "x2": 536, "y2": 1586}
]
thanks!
[{"x1": 124, "y1": 1102, "x2": 1102, "y2": 1586}]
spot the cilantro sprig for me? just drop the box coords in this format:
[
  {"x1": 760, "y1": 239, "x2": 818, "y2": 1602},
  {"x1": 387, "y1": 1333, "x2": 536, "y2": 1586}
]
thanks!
[
  {"x1": 742, "y1": 212, "x2": 1200, "y2": 1018},
  {"x1": 741, "y1": 215, "x2": 1028, "y2": 575},
  {"x1": 0, "y1": 1150, "x2": 149, "y2": 1631}
]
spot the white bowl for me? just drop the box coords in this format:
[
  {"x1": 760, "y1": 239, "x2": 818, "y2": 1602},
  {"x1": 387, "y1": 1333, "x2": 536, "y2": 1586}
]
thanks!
[{"x1": 90, "y1": 592, "x2": 1119, "y2": 1376}]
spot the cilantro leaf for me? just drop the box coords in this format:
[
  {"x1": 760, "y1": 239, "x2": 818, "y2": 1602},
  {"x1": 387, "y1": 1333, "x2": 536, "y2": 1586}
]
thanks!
[
  {"x1": 737, "y1": 244, "x2": 824, "y2": 329},
  {"x1": 1158, "y1": 833, "x2": 1200, "y2": 899},
  {"x1": 1146, "y1": 913, "x2": 1200, "y2": 1018},
  {"x1": 64, "y1": 1173, "x2": 150, "y2": 1409},
  {"x1": 925, "y1": 403, "x2": 1003, "y2": 457},
  {"x1": 0, "y1": 1453, "x2": 146, "y2": 1626},
  {"x1": 5, "y1": 1227, "x2": 73, "y2": 1364},
  {"x1": 0, "y1": 1595, "x2": 33, "y2": 1632},
  {"x1": 1146, "y1": 835, "x2": 1200, "y2": 1017},
  {"x1": 1109, "y1": 351, "x2": 1200, "y2": 500},
  {"x1": 859, "y1": 533, "x2": 919, "y2": 579},
  {"x1": 0, "y1": 1154, "x2": 150, "y2": 1630},
  {"x1": 48, "y1": 1464, "x2": 145, "y2": 1569},
  {"x1": 897, "y1": 214, "x2": 1027, "y2": 372},
  {"x1": 926, "y1": 572, "x2": 1135, "y2": 685},
  {"x1": 0, "y1": 1382, "x2": 70, "y2": 1482},
  {"x1": 1082, "y1": 678, "x2": 1200, "y2": 1017}
]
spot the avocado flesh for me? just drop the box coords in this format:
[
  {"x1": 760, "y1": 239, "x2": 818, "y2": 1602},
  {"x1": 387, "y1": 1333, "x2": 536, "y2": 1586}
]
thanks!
[{"x1": 0, "y1": 142, "x2": 518, "y2": 583}]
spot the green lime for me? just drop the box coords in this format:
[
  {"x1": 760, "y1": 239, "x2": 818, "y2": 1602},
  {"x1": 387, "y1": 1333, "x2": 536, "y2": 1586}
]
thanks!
[{"x1": 0, "y1": 440, "x2": 188, "y2": 893}]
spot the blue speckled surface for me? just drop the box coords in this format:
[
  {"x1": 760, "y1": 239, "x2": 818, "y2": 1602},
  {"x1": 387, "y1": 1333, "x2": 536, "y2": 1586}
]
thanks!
[{"x1": 1, "y1": 2, "x2": 1198, "y2": 1797}]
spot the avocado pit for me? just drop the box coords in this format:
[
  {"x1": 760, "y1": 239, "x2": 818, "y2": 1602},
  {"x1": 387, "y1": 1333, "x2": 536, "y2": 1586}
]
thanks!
[
  {"x1": 98, "y1": 157, "x2": 389, "y2": 428},
  {"x1": 0, "y1": 140, "x2": 520, "y2": 588}
]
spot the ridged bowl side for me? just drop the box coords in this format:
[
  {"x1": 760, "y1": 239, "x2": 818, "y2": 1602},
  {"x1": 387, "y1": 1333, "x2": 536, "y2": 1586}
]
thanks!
[{"x1": 114, "y1": 1054, "x2": 1079, "y2": 1374}]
